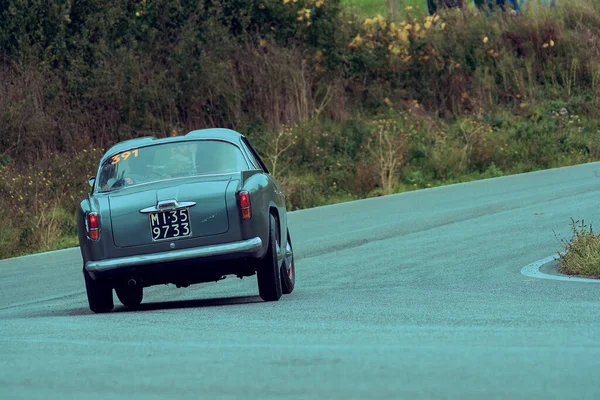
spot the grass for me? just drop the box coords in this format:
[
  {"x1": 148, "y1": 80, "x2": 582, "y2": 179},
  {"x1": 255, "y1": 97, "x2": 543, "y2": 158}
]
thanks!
[
  {"x1": 558, "y1": 219, "x2": 600, "y2": 279},
  {"x1": 341, "y1": 0, "x2": 427, "y2": 17}
]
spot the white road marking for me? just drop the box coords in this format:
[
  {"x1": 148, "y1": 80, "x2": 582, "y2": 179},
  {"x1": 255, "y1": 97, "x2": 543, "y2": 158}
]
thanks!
[{"x1": 520, "y1": 255, "x2": 600, "y2": 283}]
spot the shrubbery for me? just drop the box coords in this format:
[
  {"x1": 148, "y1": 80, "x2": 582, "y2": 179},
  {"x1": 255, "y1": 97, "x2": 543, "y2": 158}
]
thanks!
[
  {"x1": 558, "y1": 219, "x2": 600, "y2": 278},
  {"x1": 1, "y1": 0, "x2": 600, "y2": 257}
]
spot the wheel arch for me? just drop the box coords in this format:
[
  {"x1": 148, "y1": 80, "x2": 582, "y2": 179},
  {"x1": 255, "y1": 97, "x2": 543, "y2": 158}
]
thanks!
[{"x1": 269, "y1": 206, "x2": 281, "y2": 245}]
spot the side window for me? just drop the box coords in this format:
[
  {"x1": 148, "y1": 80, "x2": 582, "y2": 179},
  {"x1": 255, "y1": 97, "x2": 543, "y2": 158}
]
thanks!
[{"x1": 242, "y1": 138, "x2": 270, "y2": 173}]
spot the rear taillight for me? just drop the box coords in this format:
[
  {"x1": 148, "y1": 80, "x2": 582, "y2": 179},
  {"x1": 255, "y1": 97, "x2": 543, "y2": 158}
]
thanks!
[
  {"x1": 238, "y1": 191, "x2": 251, "y2": 220},
  {"x1": 88, "y1": 212, "x2": 100, "y2": 241}
]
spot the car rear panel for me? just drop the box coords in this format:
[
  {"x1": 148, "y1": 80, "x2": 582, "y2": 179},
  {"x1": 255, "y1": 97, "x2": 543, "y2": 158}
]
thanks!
[{"x1": 109, "y1": 175, "x2": 236, "y2": 248}]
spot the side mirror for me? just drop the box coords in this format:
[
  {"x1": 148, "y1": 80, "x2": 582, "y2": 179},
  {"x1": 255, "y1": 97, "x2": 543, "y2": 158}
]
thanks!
[{"x1": 88, "y1": 176, "x2": 96, "y2": 188}]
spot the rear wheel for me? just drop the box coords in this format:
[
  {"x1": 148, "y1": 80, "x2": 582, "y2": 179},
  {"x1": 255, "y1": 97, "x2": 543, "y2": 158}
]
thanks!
[
  {"x1": 84, "y1": 270, "x2": 114, "y2": 313},
  {"x1": 115, "y1": 279, "x2": 143, "y2": 308},
  {"x1": 281, "y1": 230, "x2": 295, "y2": 294},
  {"x1": 257, "y1": 214, "x2": 282, "y2": 302}
]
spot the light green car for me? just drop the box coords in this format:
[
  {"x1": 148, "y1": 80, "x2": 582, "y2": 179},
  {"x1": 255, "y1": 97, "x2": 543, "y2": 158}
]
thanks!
[{"x1": 78, "y1": 129, "x2": 295, "y2": 313}]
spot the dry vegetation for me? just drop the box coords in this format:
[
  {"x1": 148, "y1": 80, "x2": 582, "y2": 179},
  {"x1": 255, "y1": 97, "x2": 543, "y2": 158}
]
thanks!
[
  {"x1": 1, "y1": 0, "x2": 600, "y2": 258},
  {"x1": 558, "y1": 219, "x2": 600, "y2": 279}
]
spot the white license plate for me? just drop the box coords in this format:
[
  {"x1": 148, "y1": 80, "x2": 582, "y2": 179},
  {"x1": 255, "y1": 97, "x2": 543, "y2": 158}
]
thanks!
[{"x1": 149, "y1": 209, "x2": 192, "y2": 241}]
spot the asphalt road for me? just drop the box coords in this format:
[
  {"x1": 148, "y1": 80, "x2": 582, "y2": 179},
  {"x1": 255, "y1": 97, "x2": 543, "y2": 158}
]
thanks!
[{"x1": 1, "y1": 163, "x2": 600, "y2": 399}]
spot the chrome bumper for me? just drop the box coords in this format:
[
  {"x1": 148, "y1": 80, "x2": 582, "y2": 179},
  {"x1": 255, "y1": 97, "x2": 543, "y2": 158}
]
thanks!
[{"x1": 85, "y1": 237, "x2": 262, "y2": 273}]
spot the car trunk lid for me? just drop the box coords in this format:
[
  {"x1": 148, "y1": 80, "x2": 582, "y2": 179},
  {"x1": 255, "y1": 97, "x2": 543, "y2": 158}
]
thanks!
[{"x1": 109, "y1": 176, "x2": 233, "y2": 248}]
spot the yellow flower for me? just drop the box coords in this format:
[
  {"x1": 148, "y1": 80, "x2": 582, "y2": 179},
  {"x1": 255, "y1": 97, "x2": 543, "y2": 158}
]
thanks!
[
  {"x1": 384, "y1": 97, "x2": 393, "y2": 107},
  {"x1": 349, "y1": 34, "x2": 363, "y2": 48},
  {"x1": 483, "y1": 36, "x2": 488, "y2": 44},
  {"x1": 424, "y1": 21, "x2": 431, "y2": 30},
  {"x1": 542, "y1": 43, "x2": 549, "y2": 48},
  {"x1": 441, "y1": 22, "x2": 446, "y2": 29},
  {"x1": 398, "y1": 30, "x2": 409, "y2": 43},
  {"x1": 389, "y1": 45, "x2": 401, "y2": 55},
  {"x1": 550, "y1": 40, "x2": 555, "y2": 47},
  {"x1": 314, "y1": 50, "x2": 323, "y2": 62},
  {"x1": 315, "y1": 0, "x2": 324, "y2": 7},
  {"x1": 283, "y1": 0, "x2": 290, "y2": 4},
  {"x1": 259, "y1": 39, "x2": 267, "y2": 48},
  {"x1": 405, "y1": 6, "x2": 413, "y2": 10}
]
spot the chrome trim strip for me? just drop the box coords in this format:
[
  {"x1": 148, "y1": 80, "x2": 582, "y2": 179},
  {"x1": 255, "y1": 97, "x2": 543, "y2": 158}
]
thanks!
[
  {"x1": 85, "y1": 237, "x2": 262, "y2": 273},
  {"x1": 140, "y1": 201, "x2": 196, "y2": 213}
]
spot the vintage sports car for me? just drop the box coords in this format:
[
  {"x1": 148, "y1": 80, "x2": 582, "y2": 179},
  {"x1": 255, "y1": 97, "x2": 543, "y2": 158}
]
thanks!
[{"x1": 77, "y1": 129, "x2": 295, "y2": 313}]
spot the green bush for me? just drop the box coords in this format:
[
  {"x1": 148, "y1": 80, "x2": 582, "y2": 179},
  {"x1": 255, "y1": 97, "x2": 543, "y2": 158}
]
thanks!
[{"x1": 558, "y1": 219, "x2": 600, "y2": 279}]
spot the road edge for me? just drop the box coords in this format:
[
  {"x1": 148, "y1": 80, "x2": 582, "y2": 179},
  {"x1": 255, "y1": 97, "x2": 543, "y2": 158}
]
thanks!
[
  {"x1": 0, "y1": 247, "x2": 78, "y2": 264},
  {"x1": 521, "y1": 255, "x2": 600, "y2": 283}
]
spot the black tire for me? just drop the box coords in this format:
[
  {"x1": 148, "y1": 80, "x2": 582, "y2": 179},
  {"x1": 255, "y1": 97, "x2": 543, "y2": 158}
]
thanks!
[
  {"x1": 115, "y1": 281, "x2": 143, "y2": 308},
  {"x1": 257, "y1": 214, "x2": 282, "y2": 302},
  {"x1": 281, "y1": 230, "x2": 295, "y2": 295},
  {"x1": 84, "y1": 269, "x2": 114, "y2": 313}
]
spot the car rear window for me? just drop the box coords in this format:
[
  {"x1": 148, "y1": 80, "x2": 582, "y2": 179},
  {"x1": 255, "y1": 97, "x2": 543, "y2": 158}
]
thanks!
[{"x1": 97, "y1": 140, "x2": 248, "y2": 192}]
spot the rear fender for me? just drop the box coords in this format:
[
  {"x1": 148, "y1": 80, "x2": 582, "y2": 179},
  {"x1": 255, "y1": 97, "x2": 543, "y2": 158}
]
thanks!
[
  {"x1": 77, "y1": 196, "x2": 93, "y2": 263},
  {"x1": 78, "y1": 195, "x2": 113, "y2": 267},
  {"x1": 241, "y1": 169, "x2": 263, "y2": 186},
  {"x1": 242, "y1": 170, "x2": 287, "y2": 253},
  {"x1": 238, "y1": 172, "x2": 275, "y2": 259}
]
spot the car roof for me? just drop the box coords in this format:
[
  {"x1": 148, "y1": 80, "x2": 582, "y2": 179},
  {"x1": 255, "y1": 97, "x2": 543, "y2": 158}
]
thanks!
[{"x1": 100, "y1": 128, "x2": 245, "y2": 163}]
